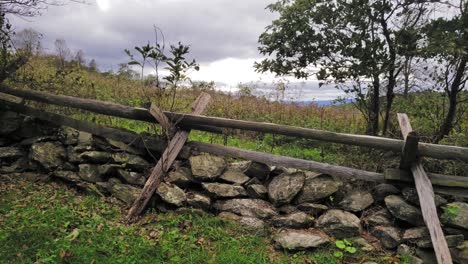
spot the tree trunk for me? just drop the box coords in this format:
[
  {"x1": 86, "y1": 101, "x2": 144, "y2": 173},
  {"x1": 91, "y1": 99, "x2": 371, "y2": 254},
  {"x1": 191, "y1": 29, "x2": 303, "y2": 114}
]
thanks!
[
  {"x1": 434, "y1": 57, "x2": 467, "y2": 143},
  {"x1": 403, "y1": 56, "x2": 412, "y2": 98},
  {"x1": 367, "y1": 75, "x2": 380, "y2": 135}
]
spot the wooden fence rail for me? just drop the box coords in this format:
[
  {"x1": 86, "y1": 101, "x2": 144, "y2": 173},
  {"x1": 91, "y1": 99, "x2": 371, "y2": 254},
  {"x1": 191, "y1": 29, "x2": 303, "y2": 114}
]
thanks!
[
  {"x1": 1, "y1": 85, "x2": 467, "y2": 162},
  {"x1": 1, "y1": 97, "x2": 467, "y2": 189}
]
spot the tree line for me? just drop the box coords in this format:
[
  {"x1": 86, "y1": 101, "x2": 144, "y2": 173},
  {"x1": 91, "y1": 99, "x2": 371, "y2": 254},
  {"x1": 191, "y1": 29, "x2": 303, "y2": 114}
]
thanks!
[{"x1": 256, "y1": 0, "x2": 467, "y2": 142}]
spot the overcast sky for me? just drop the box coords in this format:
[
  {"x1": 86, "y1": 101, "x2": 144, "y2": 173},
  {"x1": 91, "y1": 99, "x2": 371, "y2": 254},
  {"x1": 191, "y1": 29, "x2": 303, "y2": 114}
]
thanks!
[{"x1": 9, "y1": 0, "x2": 343, "y2": 101}]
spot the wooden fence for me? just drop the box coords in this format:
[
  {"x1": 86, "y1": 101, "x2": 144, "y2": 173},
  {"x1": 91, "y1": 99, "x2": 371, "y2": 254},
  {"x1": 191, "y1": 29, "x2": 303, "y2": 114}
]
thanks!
[{"x1": 1, "y1": 85, "x2": 467, "y2": 264}]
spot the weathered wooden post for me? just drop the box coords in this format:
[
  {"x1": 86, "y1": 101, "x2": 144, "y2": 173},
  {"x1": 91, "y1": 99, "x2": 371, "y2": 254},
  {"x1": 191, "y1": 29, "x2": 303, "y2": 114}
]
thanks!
[
  {"x1": 126, "y1": 93, "x2": 211, "y2": 222},
  {"x1": 397, "y1": 113, "x2": 452, "y2": 264}
]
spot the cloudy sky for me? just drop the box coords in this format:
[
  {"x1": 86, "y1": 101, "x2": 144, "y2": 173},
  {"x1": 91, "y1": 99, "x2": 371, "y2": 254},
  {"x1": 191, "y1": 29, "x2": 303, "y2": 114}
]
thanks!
[{"x1": 9, "y1": 0, "x2": 344, "y2": 101}]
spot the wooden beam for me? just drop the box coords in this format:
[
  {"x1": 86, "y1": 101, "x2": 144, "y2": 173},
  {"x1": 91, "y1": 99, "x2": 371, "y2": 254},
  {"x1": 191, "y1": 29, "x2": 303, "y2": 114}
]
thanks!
[
  {"x1": 0, "y1": 98, "x2": 386, "y2": 183},
  {"x1": 126, "y1": 93, "x2": 212, "y2": 222},
  {"x1": 1, "y1": 85, "x2": 467, "y2": 162},
  {"x1": 385, "y1": 168, "x2": 468, "y2": 188},
  {"x1": 397, "y1": 113, "x2": 452, "y2": 264},
  {"x1": 149, "y1": 103, "x2": 175, "y2": 139},
  {"x1": 0, "y1": 98, "x2": 170, "y2": 155},
  {"x1": 399, "y1": 131, "x2": 419, "y2": 170},
  {"x1": 188, "y1": 142, "x2": 385, "y2": 182}
]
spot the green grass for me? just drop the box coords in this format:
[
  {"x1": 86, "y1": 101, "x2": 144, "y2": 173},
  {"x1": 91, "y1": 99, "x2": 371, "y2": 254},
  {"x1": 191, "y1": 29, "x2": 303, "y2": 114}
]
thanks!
[{"x1": 0, "y1": 179, "x2": 398, "y2": 264}]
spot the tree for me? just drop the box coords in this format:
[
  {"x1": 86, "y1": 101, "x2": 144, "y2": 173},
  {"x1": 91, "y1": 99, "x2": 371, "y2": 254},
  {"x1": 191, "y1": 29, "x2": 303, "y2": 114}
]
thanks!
[
  {"x1": 256, "y1": 0, "x2": 428, "y2": 135},
  {"x1": 0, "y1": 0, "x2": 83, "y2": 83},
  {"x1": 74, "y1": 49, "x2": 85, "y2": 66},
  {"x1": 0, "y1": 0, "x2": 85, "y2": 16},
  {"x1": 422, "y1": 1, "x2": 467, "y2": 142},
  {"x1": 12, "y1": 28, "x2": 42, "y2": 55},
  {"x1": 88, "y1": 59, "x2": 97, "y2": 71},
  {"x1": 54, "y1": 38, "x2": 70, "y2": 68}
]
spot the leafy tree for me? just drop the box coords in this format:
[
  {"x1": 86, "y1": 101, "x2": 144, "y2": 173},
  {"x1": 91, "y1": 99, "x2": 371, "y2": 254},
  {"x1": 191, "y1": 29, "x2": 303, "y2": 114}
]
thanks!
[
  {"x1": 88, "y1": 58, "x2": 97, "y2": 71},
  {"x1": 256, "y1": 0, "x2": 428, "y2": 135},
  {"x1": 74, "y1": 49, "x2": 85, "y2": 66},
  {"x1": 12, "y1": 28, "x2": 42, "y2": 55},
  {"x1": 54, "y1": 38, "x2": 70, "y2": 68},
  {"x1": 421, "y1": 1, "x2": 467, "y2": 142}
]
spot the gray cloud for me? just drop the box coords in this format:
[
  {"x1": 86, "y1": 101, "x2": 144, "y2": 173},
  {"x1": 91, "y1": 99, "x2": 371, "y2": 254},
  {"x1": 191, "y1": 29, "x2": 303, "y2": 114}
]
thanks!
[{"x1": 8, "y1": 0, "x2": 276, "y2": 69}]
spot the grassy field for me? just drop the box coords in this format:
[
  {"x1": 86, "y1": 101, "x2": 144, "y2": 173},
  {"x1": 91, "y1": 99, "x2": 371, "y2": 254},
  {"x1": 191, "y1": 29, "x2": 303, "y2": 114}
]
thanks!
[{"x1": 0, "y1": 178, "x2": 402, "y2": 264}]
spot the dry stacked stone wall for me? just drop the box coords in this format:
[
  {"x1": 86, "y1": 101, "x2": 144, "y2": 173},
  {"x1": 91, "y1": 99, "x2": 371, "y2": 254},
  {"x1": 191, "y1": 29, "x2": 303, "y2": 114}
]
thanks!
[{"x1": 1, "y1": 110, "x2": 468, "y2": 263}]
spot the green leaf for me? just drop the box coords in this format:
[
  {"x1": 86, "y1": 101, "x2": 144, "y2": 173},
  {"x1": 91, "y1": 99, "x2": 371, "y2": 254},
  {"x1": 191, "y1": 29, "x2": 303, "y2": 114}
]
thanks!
[
  {"x1": 335, "y1": 240, "x2": 346, "y2": 249},
  {"x1": 345, "y1": 247, "x2": 357, "y2": 254},
  {"x1": 333, "y1": 251, "x2": 344, "y2": 258}
]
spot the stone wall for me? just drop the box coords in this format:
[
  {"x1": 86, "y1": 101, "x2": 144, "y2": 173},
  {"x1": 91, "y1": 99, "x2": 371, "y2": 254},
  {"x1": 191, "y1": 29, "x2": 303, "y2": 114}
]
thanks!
[{"x1": 1, "y1": 110, "x2": 468, "y2": 263}]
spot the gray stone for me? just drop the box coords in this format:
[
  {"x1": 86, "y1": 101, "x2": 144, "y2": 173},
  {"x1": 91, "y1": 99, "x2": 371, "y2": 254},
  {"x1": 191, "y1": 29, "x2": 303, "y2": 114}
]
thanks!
[
  {"x1": 95, "y1": 181, "x2": 112, "y2": 194},
  {"x1": 338, "y1": 191, "x2": 374, "y2": 212},
  {"x1": 0, "y1": 147, "x2": 24, "y2": 160},
  {"x1": 99, "y1": 139, "x2": 145, "y2": 156},
  {"x1": 78, "y1": 151, "x2": 112, "y2": 163},
  {"x1": 372, "y1": 226, "x2": 402, "y2": 249},
  {"x1": 372, "y1": 183, "x2": 400, "y2": 202},
  {"x1": 273, "y1": 229, "x2": 329, "y2": 250},
  {"x1": 53, "y1": 170, "x2": 81, "y2": 183},
  {"x1": 452, "y1": 241, "x2": 468, "y2": 264},
  {"x1": 268, "y1": 172, "x2": 305, "y2": 206},
  {"x1": 19, "y1": 136, "x2": 54, "y2": 146},
  {"x1": 77, "y1": 131, "x2": 93, "y2": 146},
  {"x1": 78, "y1": 164, "x2": 105, "y2": 183},
  {"x1": 116, "y1": 169, "x2": 146, "y2": 186},
  {"x1": 403, "y1": 227, "x2": 430, "y2": 242},
  {"x1": 270, "y1": 212, "x2": 314, "y2": 228},
  {"x1": 246, "y1": 184, "x2": 268, "y2": 199},
  {"x1": 242, "y1": 161, "x2": 270, "y2": 181},
  {"x1": 442, "y1": 202, "x2": 468, "y2": 231},
  {"x1": 239, "y1": 217, "x2": 266, "y2": 231},
  {"x1": 202, "y1": 183, "x2": 247, "y2": 198},
  {"x1": 0, "y1": 111, "x2": 22, "y2": 135},
  {"x1": 316, "y1": 209, "x2": 362, "y2": 238},
  {"x1": 296, "y1": 203, "x2": 328, "y2": 217},
  {"x1": 397, "y1": 244, "x2": 412, "y2": 255},
  {"x1": 165, "y1": 167, "x2": 193, "y2": 186},
  {"x1": 156, "y1": 183, "x2": 186, "y2": 207},
  {"x1": 385, "y1": 195, "x2": 424, "y2": 226},
  {"x1": 66, "y1": 146, "x2": 81, "y2": 163},
  {"x1": 227, "y1": 161, "x2": 250, "y2": 171},
  {"x1": 214, "y1": 199, "x2": 278, "y2": 219},
  {"x1": 415, "y1": 249, "x2": 438, "y2": 264},
  {"x1": 218, "y1": 212, "x2": 242, "y2": 222},
  {"x1": 351, "y1": 237, "x2": 375, "y2": 252},
  {"x1": 363, "y1": 208, "x2": 393, "y2": 227},
  {"x1": 219, "y1": 170, "x2": 250, "y2": 185},
  {"x1": 277, "y1": 204, "x2": 298, "y2": 214},
  {"x1": 218, "y1": 212, "x2": 265, "y2": 231},
  {"x1": 111, "y1": 153, "x2": 150, "y2": 171},
  {"x1": 402, "y1": 187, "x2": 447, "y2": 207},
  {"x1": 99, "y1": 164, "x2": 122, "y2": 176},
  {"x1": 416, "y1": 234, "x2": 464, "y2": 249},
  {"x1": 110, "y1": 183, "x2": 141, "y2": 205},
  {"x1": 190, "y1": 154, "x2": 226, "y2": 180},
  {"x1": 186, "y1": 192, "x2": 211, "y2": 210},
  {"x1": 108, "y1": 177, "x2": 122, "y2": 186},
  {"x1": 30, "y1": 142, "x2": 66, "y2": 170},
  {"x1": 295, "y1": 174, "x2": 342, "y2": 204},
  {"x1": 58, "y1": 127, "x2": 79, "y2": 145}
]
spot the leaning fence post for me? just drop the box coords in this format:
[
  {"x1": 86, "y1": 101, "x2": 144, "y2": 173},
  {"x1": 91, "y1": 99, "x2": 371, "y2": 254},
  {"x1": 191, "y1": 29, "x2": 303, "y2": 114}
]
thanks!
[
  {"x1": 126, "y1": 92, "x2": 212, "y2": 222},
  {"x1": 397, "y1": 113, "x2": 452, "y2": 264}
]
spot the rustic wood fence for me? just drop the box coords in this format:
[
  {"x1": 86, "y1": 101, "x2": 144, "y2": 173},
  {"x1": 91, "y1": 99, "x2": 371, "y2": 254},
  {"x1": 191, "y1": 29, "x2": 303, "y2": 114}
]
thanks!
[{"x1": 1, "y1": 85, "x2": 467, "y2": 264}]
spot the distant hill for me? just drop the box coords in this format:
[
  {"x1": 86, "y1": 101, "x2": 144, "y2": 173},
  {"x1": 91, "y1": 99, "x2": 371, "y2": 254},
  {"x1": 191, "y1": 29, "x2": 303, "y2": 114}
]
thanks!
[{"x1": 282, "y1": 99, "x2": 354, "y2": 106}]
